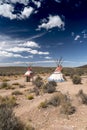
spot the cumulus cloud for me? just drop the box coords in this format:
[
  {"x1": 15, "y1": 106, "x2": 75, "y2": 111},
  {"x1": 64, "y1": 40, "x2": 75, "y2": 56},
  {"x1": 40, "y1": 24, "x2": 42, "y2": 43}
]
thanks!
[
  {"x1": 0, "y1": 0, "x2": 29, "y2": 5},
  {"x1": 0, "y1": 2, "x2": 34, "y2": 19},
  {"x1": 32, "y1": 0, "x2": 41, "y2": 8},
  {"x1": 21, "y1": 7, "x2": 34, "y2": 19},
  {"x1": 38, "y1": 15, "x2": 65, "y2": 30},
  {"x1": 0, "y1": 4, "x2": 16, "y2": 19},
  {"x1": 74, "y1": 35, "x2": 80, "y2": 40},
  {"x1": 19, "y1": 41, "x2": 40, "y2": 48}
]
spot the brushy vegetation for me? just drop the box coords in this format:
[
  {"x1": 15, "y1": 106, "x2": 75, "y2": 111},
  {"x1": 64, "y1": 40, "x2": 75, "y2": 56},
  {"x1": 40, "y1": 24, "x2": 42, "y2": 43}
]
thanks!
[
  {"x1": 24, "y1": 123, "x2": 35, "y2": 130},
  {"x1": 38, "y1": 100, "x2": 48, "y2": 108},
  {"x1": 0, "y1": 104, "x2": 24, "y2": 130},
  {"x1": 77, "y1": 89, "x2": 87, "y2": 104},
  {"x1": 27, "y1": 95, "x2": 34, "y2": 100},
  {"x1": 72, "y1": 75, "x2": 81, "y2": 84},
  {"x1": 0, "y1": 96, "x2": 17, "y2": 107},
  {"x1": 38, "y1": 91, "x2": 76, "y2": 115},
  {"x1": 0, "y1": 82, "x2": 11, "y2": 89},
  {"x1": 42, "y1": 81, "x2": 57, "y2": 93},
  {"x1": 12, "y1": 82, "x2": 20, "y2": 85},
  {"x1": 0, "y1": 66, "x2": 87, "y2": 76},
  {"x1": 0, "y1": 102, "x2": 35, "y2": 130},
  {"x1": 33, "y1": 76, "x2": 44, "y2": 89},
  {"x1": 60, "y1": 102, "x2": 76, "y2": 115},
  {"x1": 12, "y1": 90, "x2": 23, "y2": 95}
]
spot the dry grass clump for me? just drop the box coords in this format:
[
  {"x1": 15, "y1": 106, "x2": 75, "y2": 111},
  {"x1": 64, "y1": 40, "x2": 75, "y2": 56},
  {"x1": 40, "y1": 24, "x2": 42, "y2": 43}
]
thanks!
[
  {"x1": 38, "y1": 100, "x2": 48, "y2": 108},
  {"x1": 0, "y1": 96, "x2": 17, "y2": 107},
  {"x1": 24, "y1": 123, "x2": 35, "y2": 130},
  {"x1": 2, "y1": 78, "x2": 10, "y2": 82},
  {"x1": 77, "y1": 89, "x2": 87, "y2": 104},
  {"x1": 72, "y1": 75, "x2": 81, "y2": 84},
  {"x1": 0, "y1": 82, "x2": 11, "y2": 89},
  {"x1": 12, "y1": 90, "x2": 23, "y2": 95},
  {"x1": 42, "y1": 81, "x2": 57, "y2": 93},
  {"x1": 12, "y1": 82, "x2": 20, "y2": 85},
  {"x1": 27, "y1": 95, "x2": 34, "y2": 100}
]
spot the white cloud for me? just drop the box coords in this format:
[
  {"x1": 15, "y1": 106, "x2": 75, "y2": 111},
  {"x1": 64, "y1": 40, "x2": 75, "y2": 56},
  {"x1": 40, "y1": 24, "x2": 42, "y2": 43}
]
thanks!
[
  {"x1": 0, "y1": 51, "x2": 23, "y2": 58},
  {"x1": 74, "y1": 35, "x2": 80, "y2": 40},
  {"x1": 0, "y1": 0, "x2": 29, "y2": 5},
  {"x1": 38, "y1": 15, "x2": 65, "y2": 30},
  {"x1": 19, "y1": 41, "x2": 40, "y2": 48},
  {"x1": 6, "y1": 47, "x2": 31, "y2": 53},
  {"x1": 45, "y1": 56, "x2": 52, "y2": 59},
  {"x1": 9, "y1": 0, "x2": 29, "y2": 5},
  {"x1": 28, "y1": 49, "x2": 49, "y2": 55},
  {"x1": 0, "y1": 4, "x2": 16, "y2": 19},
  {"x1": 32, "y1": 0, "x2": 41, "y2": 8},
  {"x1": 0, "y1": 3, "x2": 34, "y2": 20},
  {"x1": 6, "y1": 45, "x2": 49, "y2": 55},
  {"x1": 21, "y1": 7, "x2": 34, "y2": 19}
]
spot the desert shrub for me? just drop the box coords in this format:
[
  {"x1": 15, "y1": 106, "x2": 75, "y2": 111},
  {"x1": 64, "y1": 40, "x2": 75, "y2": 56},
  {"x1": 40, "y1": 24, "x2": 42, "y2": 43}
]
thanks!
[
  {"x1": 33, "y1": 76, "x2": 44, "y2": 88},
  {"x1": 60, "y1": 102, "x2": 76, "y2": 115},
  {"x1": 42, "y1": 81, "x2": 56, "y2": 93},
  {"x1": 0, "y1": 82, "x2": 11, "y2": 89},
  {"x1": 19, "y1": 85, "x2": 25, "y2": 88},
  {"x1": 48, "y1": 94, "x2": 61, "y2": 106},
  {"x1": 27, "y1": 95, "x2": 34, "y2": 100},
  {"x1": 48, "y1": 92, "x2": 68, "y2": 107},
  {"x1": 0, "y1": 96, "x2": 17, "y2": 107},
  {"x1": 33, "y1": 87, "x2": 39, "y2": 96},
  {"x1": 12, "y1": 90, "x2": 23, "y2": 95},
  {"x1": 24, "y1": 123, "x2": 35, "y2": 130},
  {"x1": 2, "y1": 78, "x2": 10, "y2": 82},
  {"x1": 72, "y1": 75, "x2": 81, "y2": 84},
  {"x1": 77, "y1": 89, "x2": 87, "y2": 104},
  {"x1": 0, "y1": 104, "x2": 24, "y2": 130},
  {"x1": 38, "y1": 100, "x2": 48, "y2": 108},
  {"x1": 12, "y1": 82, "x2": 20, "y2": 85}
]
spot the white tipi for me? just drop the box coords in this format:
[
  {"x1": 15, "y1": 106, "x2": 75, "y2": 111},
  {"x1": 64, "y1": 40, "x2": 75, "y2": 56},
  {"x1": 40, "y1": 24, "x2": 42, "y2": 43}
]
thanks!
[{"x1": 48, "y1": 58, "x2": 65, "y2": 82}]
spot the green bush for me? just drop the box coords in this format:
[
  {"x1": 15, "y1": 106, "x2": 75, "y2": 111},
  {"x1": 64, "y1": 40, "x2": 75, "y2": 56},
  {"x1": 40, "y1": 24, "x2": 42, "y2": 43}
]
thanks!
[
  {"x1": 0, "y1": 104, "x2": 24, "y2": 130},
  {"x1": 72, "y1": 75, "x2": 81, "y2": 84},
  {"x1": 43, "y1": 81, "x2": 56, "y2": 93}
]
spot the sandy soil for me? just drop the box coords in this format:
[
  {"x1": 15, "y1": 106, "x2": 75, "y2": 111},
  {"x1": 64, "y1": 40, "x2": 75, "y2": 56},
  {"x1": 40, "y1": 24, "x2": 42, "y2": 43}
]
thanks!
[{"x1": 0, "y1": 75, "x2": 87, "y2": 130}]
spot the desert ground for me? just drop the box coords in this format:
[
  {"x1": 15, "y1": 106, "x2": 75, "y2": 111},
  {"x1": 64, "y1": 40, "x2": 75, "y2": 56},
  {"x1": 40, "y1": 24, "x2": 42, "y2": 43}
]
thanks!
[{"x1": 0, "y1": 74, "x2": 87, "y2": 130}]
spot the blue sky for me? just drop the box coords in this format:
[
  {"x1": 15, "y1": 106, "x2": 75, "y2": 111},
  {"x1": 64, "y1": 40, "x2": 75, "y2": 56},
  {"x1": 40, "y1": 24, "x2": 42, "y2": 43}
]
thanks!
[{"x1": 0, "y1": 0, "x2": 87, "y2": 67}]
